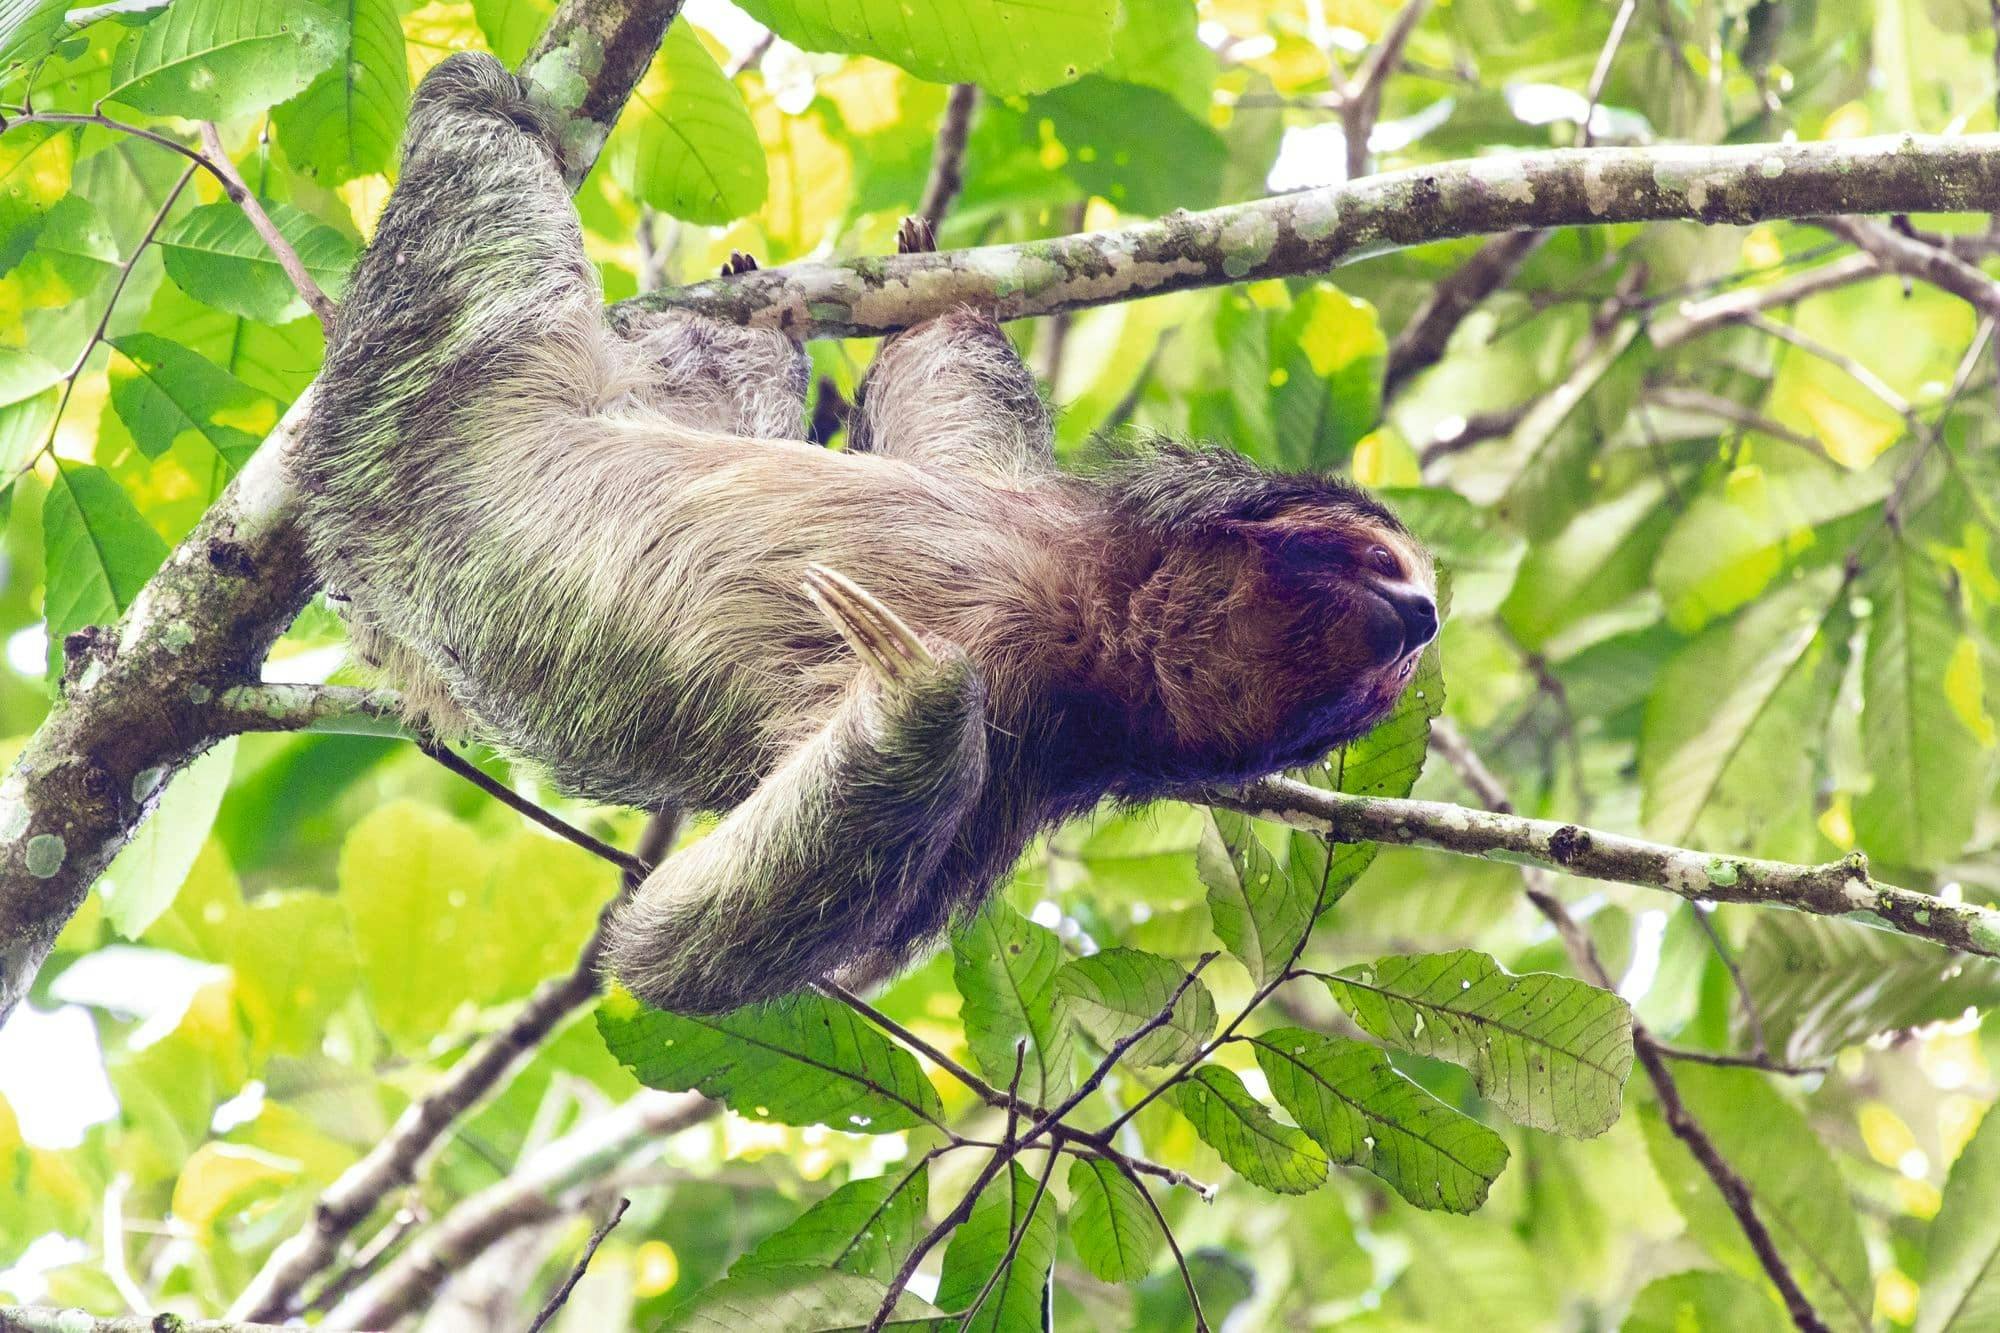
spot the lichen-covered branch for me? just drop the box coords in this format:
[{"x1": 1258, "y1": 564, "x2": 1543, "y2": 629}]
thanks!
[
  {"x1": 0, "y1": 0, "x2": 685, "y2": 1026},
  {"x1": 1219, "y1": 777, "x2": 2000, "y2": 958},
  {"x1": 0, "y1": 1312, "x2": 297, "y2": 1333},
  {"x1": 629, "y1": 133, "x2": 2000, "y2": 338}
]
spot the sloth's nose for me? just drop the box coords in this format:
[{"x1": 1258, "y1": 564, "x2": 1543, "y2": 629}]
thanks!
[{"x1": 1386, "y1": 589, "x2": 1438, "y2": 651}]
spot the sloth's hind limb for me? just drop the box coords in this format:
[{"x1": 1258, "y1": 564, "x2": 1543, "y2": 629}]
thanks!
[{"x1": 603, "y1": 568, "x2": 988, "y2": 1014}]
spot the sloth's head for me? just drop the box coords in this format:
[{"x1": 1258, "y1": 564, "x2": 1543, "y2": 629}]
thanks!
[{"x1": 1090, "y1": 440, "x2": 1438, "y2": 784}]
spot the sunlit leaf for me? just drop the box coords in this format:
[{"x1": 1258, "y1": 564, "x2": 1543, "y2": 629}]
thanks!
[
  {"x1": 108, "y1": 331, "x2": 279, "y2": 473},
  {"x1": 103, "y1": 0, "x2": 346, "y2": 121},
  {"x1": 601, "y1": 23, "x2": 764, "y2": 225},
  {"x1": 157, "y1": 198, "x2": 355, "y2": 325},
  {"x1": 732, "y1": 0, "x2": 1117, "y2": 95},
  {"x1": 98, "y1": 738, "x2": 236, "y2": 939},
  {"x1": 274, "y1": 0, "x2": 409, "y2": 183},
  {"x1": 0, "y1": 122, "x2": 74, "y2": 277},
  {"x1": 1250, "y1": 1027, "x2": 1509, "y2": 1213},
  {"x1": 1621, "y1": 1270, "x2": 1788, "y2": 1333},
  {"x1": 598, "y1": 988, "x2": 945, "y2": 1134},
  {"x1": 1326, "y1": 950, "x2": 1634, "y2": 1138}
]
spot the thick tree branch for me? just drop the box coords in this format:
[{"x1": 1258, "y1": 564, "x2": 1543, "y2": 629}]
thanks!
[
  {"x1": 1216, "y1": 777, "x2": 2000, "y2": 959},
  {"x1": 0, "y1": 1313, "x2": 300, "y2": 1332},
  {"x1": 630, "y1": 133, "x2": 2000, "y2": 338}
]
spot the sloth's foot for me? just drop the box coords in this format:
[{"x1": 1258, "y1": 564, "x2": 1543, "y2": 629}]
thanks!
[
  {"x1": 720, "y1": 250, "x2": 759, "y2": 277},
  {"x1": 802, "y1": 564, "x2": 935, "y2": 682},
  {"x1": 896, "y1": 215, "x2": 936, "y2": 255}
]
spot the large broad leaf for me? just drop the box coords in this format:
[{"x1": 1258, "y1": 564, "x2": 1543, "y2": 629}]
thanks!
[
  {"x1": 1641, "y1": 1065, "x2": 1872, "y2": 1332},
  {"x1": 1921, "y1": 1093, "x2": 2000, "y2": 1333},
  {"x1": 1099, "y1": 0, "x2": 1214, "y2": 118},
  {"x1": 108, "y1": 332, "x2": 280, "y2": 474},
  {"x1": 1621, "y1": 1271, "x2": 1789, "y2": 1333},
  {"x1": 731, "y1": 0, "x2": 1117, "y2": 95},
  {"x1": 936, "y1": 1159, "x2": 1059, "y2": 1331},
  {"x1": 1854, "y1": 535, "x2": 1989, "y2": 871},
  {"x1": 41, "y1": 461, "x2": 168, "y2": 680},
  {"x1": 733, "y1": 1167, "x2": 930, "y2": 1284},
  {"x1": 1640, "y1": 566, "x2": 1846, "y2": 844},
  {"x1": 0, "y1": 0, "x2": 70, "y2": 87},
  {"x1": 1737, "y1": 914, "x2": 2000, "y2": 1065},
  {"x1": 600, "y1": 23, "x2": 764, "y2": 225},
  {"x1": 598, "y1": 988, "x2": 945, "y2": 1134},
  {"x1": 1250, "y1": 1027, "x2": 1509, "y2": 1214},
  {"x1": 1500, "y1": 476, "x2": 1674, "y2": 650},
  {"x1": 9, "y1": 192, "x2": 118, "y2": 309},
  {"x1": 1067, "y1": 1156, "x2": 1159, "y2": 1283},
  {"x1": 1326, "y1": 950, "x2": 1634, "y2": 1138},
  {"x1": 1027, "y1": 76, "x2": 1224, "y2": 216},
  {"x1": 97, "y1": 738, "x2": 237, "y2": 939},
  {"x1": 103, "y1": 0, "x2": 346, "y2": 121},
  {"x1": 142, "y1": 274, "x2": 324, "y2": 405},
  {"x1": 157, "y1": 199, "x2": 355, "y2": 326},
  {"x1": 952, "y1": 899, "x2": 1073, "y2": 1104},
  {"x1": 1053, "y1": 947, "x2": 1215, "y2": 1068},
  {"x1": 472, "y1": 0, "x2": 550, "y2": 65},
  {"x1": 273, "y1": 0, "x2": 409, "y2": 183},
  {"x1": 662, "y1": 1267, "x2": 941, "y2": 1332},
  {"x1": 1171, "y1": 1064, "x2": 1327, "y2": 1195}
]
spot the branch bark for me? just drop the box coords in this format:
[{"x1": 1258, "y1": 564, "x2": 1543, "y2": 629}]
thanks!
[{"x1": 0, "y1": 1313, "x2": 304, "y2": 1333}]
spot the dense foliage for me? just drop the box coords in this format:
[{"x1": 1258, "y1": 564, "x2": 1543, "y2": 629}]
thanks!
[{"x1": 4, "y1": 0, "x2": 2000, "y2": 1329}]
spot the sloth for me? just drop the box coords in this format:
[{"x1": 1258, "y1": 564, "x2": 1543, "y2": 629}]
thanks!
[{"x1": 292, "y1": 53, "x2": 1440, "y2": 1015}]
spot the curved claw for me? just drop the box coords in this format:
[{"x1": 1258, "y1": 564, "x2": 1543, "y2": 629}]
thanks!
[
  {"x1": 896, "y1": 215, "x2": 937, "y2": 255},
  {"x1": 802, "y1": 565, "x2": 935, "y2": 683}
]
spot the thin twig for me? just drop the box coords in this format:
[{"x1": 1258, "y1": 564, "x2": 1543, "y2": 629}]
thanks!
[
  {"x1": 1340, "y1": 0, "x2": 1431, "y2": 179},
  {"x1": 1109, "y1": 1158, "x2": 1209, "y2": 1332},
  {"x1": 420, "y1": 742, "x2": 649, "y2": 878},
  {"x1": 525, "y1": 1197, "x2": 629, "y2": 1333},
  {"x1": 198, "y1": 122, "x2": 337, "y2": 330},
  {"x1": 917, "y1": 84, "x2": 979, "y2": 229},
  {"x1": 1685, "y1": 905, "x2": 1774, "y2": 1061},
  {"x1": 952, "y1": 1149, "x2": 1058, "y2": 1330},
  {"x1": 1580, "y1": 0, "x2": 1639, "y2": 147},
  {"x1": 1654, "y1": 1044, "x2": 1826, "y2": 1077}
]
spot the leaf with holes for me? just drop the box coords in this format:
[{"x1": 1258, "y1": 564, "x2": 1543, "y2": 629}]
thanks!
[
  {"x1": 1325, "y1": 950, "x2": 1633, "y2": 1138},
  {"x1": 953, "y1": 898, "x2": 1073, "y2": 1103},
  {"x1": 1053, "y1": 947, "x2": 1214, "y2": 1067},
  {"x1": 1066, "y1": 1156, "x2": 1159, "y2": 1282},
  {"x1": 598, "y1": 988, "x2": 944, "y2": 1134},
  {"x1": 733, "y1": 1166, "x2": 930, "y2": 1283},
  {"x1": 41, "y1": 461, "x2": 168, "y2": 680},
  {"x1": 273, "y1": 0, "x2": 408, "y2": 182},
  {"x1": 936, "y1": 1159, "x2": 1058, "y2": 1331},
  {"x1": 1197, "y1": 809, "x2": 1328, "y2": 985},
  {"x1": 601, "y1": 23, "x2": 764, "y2": 225},
  {"x1": 1249, "y1": 1027, "x2": 1509, "y2": 1213},
  {"x1": 103, "y1": 0, "x2": 345, "y2": 121},
  {"x1": 661, "y1": 1267, "x2": 942, "y2": 1332},
  {"x1": 732, "y1": 0, "x2": 1116, "y2": 95},
  {"x1": 157, "y1": 199, "x2": 354, "y2": 325},
  {"x1": 1172, "y1": 1064, "x2": 1326, "y2": 1195}
]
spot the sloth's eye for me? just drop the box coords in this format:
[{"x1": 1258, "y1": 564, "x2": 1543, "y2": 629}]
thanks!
[{"x1": 1368, "y1": 545, "x2": 1400, "y2": 578}]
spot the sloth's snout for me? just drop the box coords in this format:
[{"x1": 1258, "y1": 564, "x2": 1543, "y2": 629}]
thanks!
[{"x1": 1383, "y1": 587, "x2": 1438, "y2": 653}]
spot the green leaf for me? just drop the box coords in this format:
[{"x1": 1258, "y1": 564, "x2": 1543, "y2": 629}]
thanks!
[
  {"x1": 108, "y1": 332, "x2": 280, "y2": 473},
  {"x1": 0, "y1": 0, "x2": 71, "y2": 86},
  {"x1": 1027, "y1": 76, "x2": 1224, "y2": 216},
  {"x1": 1053, "y1": 947, "x2": 1214, "y2": 1067},
  {"x1": 1250, "y1": 1027, "x2": 1509, "y2": 1214},
  {"x1": 731, "y1": 0, "x2": 1117, "y2": 95},
  {"x1": 1099, "y1": 0, "x2": 1214, "y2": 118},
  {"x1": 98, "y1": 738, "x2": 236, "y2": 939},
  {"x1": 1640, "y1": 566, "x2": 1846, "y2": 843},
  {"x1": 952, "y1": 899, "x2": 1073, "y2": 1104},
  {"x1": 733, "y1": 1167, "x2": 930, "y2": 1283},
  {"x1": 601, "y1": 23, "x2": 765, "y2": 225},
  {"x1": 1268, "y1": 284, "x2": 1388, "y2": 470},
  {"x1": 40, "y1": 460, "x2": 168, "y2": 679},
  {"x1": 0, "y1": 122, "x2": 74, "y2": 277},
  {"x1": 1066, "y1": 1156, "x2": 1159, "y2": 1283},
  {"x1": 472, "y1": 0, "x2": 551, "y2": 65},
  {"x1": 1500, "y1": 477, "x2": 1673, "y2": 650},
  {"x1": 273, "y1": 0, "x2": 409, "y2": 183},
  {"x1": 142, "y1": 273, "x2": 324, "y2": 404},
  {"x1": 662, "y1": 1266, "x2": 941, "y2": 1332},
  {"x1": 936, "y1": 1159, "x2": 1058, "y2": 1330},
  {"x1": 1197, "y1": 808, "x2": 1327, "y2": 985},
  {"x1": 104, "y1": 0, "x2": 346, "y2": 121},
  {"x1": 1171, "y1": 1064, "x2": 1327, "y2": 1195},
  {"x1": 337, "y1": 800, "x2": 494, "y2": 1045},
  {"x1": 598, "y1": 988, "x2": 945, "y2": 1134},
  {"x1": 1621, "y1": 1271, "x2": 1788, "y2": 1333},
  {"x1": 157, "y1": 198, "x2": 355, "y2": 325},
  {"x1": 9, "y1": 191, "x2": 118, "y2": 308},
  {"x1": 1738, "y1": 914, "x2": 2000, "y2": 1065},
  {"x1": 1854, "y1": 535, "x2": 1989, "y2": 870},
  {"x1": 1326, "y1": 950, "x2": 1634, "y2": 1138},
  {"x1": 1641, "y1": 1064, "x2": 1872, "y2": 1332},
  {"x1": 1921, "y1": 1087, "x2": 2000, "y2": 1332}
]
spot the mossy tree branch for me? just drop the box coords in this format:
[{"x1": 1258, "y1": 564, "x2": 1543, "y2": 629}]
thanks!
[{"x1": 6, "y1": 125, "x2": 2000, "y2": 1025}]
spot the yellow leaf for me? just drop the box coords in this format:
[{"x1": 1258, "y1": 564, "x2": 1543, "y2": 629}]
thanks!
[
  {"x1": 1794, "y1": 382, "x2": 1897, "y2": 468},
  {"x1": 1943, "y1": 634, "x2": 1996, "y2": 747},
  {"x1": 171, "y1": 1142, "x2": 300, "y2": 1235},
  {"x1": 1351, "y1": 428, "x2": 1420, "y2": 487}
]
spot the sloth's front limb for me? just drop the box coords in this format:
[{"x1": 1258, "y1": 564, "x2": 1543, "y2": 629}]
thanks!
[{"x1": 602, "y1": 568, "x2": 989, "y2": 1015}]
